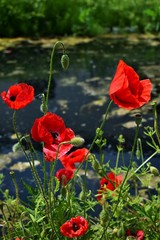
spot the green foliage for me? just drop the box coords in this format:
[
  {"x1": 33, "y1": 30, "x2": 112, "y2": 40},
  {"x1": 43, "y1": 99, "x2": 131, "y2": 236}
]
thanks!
[
  {"x1": 0, "y1": 0, "x2": 159, "y2": 37},
  {"x1": 0, "y1": 41, "x2": 160, "y2": 239}
]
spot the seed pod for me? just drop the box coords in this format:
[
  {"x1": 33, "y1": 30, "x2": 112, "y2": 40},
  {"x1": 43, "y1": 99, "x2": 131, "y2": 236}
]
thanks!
[
  {"x1": 135, "y1": 113, "x2": 142, "y2": 126},
  {"x1": 150, "y1": 166, "x2": 159, "y2": 176},
  {"x1": 61, "y1": 54, "x2": 70, "y2": 70}
]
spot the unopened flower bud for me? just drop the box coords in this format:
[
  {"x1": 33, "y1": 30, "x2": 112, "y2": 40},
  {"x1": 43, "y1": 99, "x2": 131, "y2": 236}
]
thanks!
[
  {"x1": 10, "y1": 171, "x2": 15, "y2": 176},
  {"x1": 61, "y1": 54, "x2": 70, "y2": 70},
  {"x1": 40, "y1": 103, "x2": 48, "y2": 113},
  {"x1": 136, "y1": 149, "x2": 141, "y2": 159},
  {"x1": 150, "y1": 166, "x2": 159, "y2": 176},
  {"x1": 12, "y1": 142, "x2": 21, "y2": 152},
  {"x1": 70, "y1": 136, "x2": 85, "y2": 147},
  {"x1": 91, "y1": 157, "x2": 100, "y2": 171}
]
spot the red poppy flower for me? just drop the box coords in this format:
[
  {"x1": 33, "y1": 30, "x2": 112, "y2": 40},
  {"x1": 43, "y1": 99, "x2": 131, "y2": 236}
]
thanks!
[
  {"x1": 60, "y1": 148, "x2": 89, "y2": 170},
  {"x1": 60, "y1": 216, "x2": 89, "y2": 238},
  {"x1": 31, "y1": 112, "x2": 75, "y2": 161},
  {"x1": 1, "y1": 83, "x2": 34, "y2": 110},
  {"x1": 55, "y1": 168, "x2": 74, "y2": 186},
  {"x1": 126, "y1": 229, "x2": 144, "y2": 240},
  {"x1": 109, "y1": 60, "x2": 152, "y2": 110},
  {"x1": 97, "y1": 172, "x2": 123, "y2": 202}
]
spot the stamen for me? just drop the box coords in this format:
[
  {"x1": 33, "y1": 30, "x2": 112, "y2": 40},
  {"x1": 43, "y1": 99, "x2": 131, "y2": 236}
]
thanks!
[
  {"x1": 72, "y1": 223, "x2": 79, "y2": 232},
  {"x1": 10, "y1": 96, "x2": 16, "y2": 101}
]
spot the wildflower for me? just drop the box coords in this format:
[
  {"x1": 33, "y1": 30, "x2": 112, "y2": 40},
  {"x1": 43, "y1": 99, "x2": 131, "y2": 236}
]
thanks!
[
  {"x1": 60, "y1": 216, "x2": 89, "y2": 238},
  {"x1": 55, "y1": 168, "x2": 74, "y2": 186},
  {"x1": 126, "y1": 229, "x2": 144, "y2": 240},
  {"x1": 109, "y1": 60, "x2": 152, "y2": 110},
  {"x1": 31, "y1": 112, "x2": 75, "y2": 161},
  {"x1": 60, "y1": 148, "x2": 89, "y2": 170},
  {"x1": 1, "y1": 83, "x2": 34, "y2": 110},
  {"x1": 97, "y1": 172, "x2": 123, "y2": 202}
]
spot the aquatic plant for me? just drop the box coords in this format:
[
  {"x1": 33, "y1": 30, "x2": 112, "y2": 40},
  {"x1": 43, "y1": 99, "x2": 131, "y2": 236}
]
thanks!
[{"x1": 0, "y1": 41, "x2": 159, "y2": 240}]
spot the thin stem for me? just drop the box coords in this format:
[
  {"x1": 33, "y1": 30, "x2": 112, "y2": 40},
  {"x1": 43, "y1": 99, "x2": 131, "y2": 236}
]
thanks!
[
  {"x1": 10, "y1": 171, "x2": 19, "y2": 204},
  {"x1": 138, "y1": 138, "x2": 145, "y2": 170},
  {"x1": 100, "y1": 119, "x2": 140, "y2": 239},
  {"x1": 12, "y1": 111, "x2": 52, "y2": 228},
  {"x1": 45, "y1": 41, "x2": 65, "y2": 111},
  {"x1": 88, "y1": 100, "x2": 113, "y2": 152},
  {"x1": 152, "y1": 101, "x2": 160, "y2": 145},
  {"x1": 1, "y1": 206, "x2": 12, "y2": 239},
  {"x1": 115, "y1": 149, "x2": 121, "y2": 170},
  {"x1": 43, "y1": 41, "x2": 66, "y2": 192},
  {"x1": 82, "y1": 100, "x2": 113, "y2": 218},
  {"x1": 134, "y1": 150, "x2": 158, "y2": 174}
]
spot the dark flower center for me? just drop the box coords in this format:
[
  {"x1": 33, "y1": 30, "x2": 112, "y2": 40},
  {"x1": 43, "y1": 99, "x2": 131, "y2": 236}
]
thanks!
[
  {"x1": 72, "y1": 223, "x2": 80, "y2": 232},
  {"x1": 50, "y1": 131, "x2": 59, "y2": 139},
  {"x1": 10, "y1": 95, "x2": 16, "y2": 101}
]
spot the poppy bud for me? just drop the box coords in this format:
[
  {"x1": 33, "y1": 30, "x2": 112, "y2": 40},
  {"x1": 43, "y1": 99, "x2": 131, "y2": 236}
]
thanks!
[
  {"x1": 12, "y1": 142, "x2": 21, "y2": 152},
  {"x1": 136, "y1": 149, "x2": 141, "y2": 159},
  {"x1": 91, "y1": 156, "x2": 101, "y2": 171},
  {"x1": 70, "y1": 136, "x2": 85, "y2": 147},
  {"x1": 10, "y1": 171, "x2": 15, "y2": 176},
  {"x1": 150, "y1": 166, "x2": 159, "y2": 176},
  {"x1": 61, "y1": 54, "x2": 70, "y2": 70},
  {"x1": 40, "y1": 103, "x2": 48, "y2": 113}
]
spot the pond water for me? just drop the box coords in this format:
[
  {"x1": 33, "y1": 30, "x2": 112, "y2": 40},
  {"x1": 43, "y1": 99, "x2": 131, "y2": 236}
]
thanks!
[
  {"x1": 0, "y1": 35, "x2": 160, "y2": 199},
  {"x1": 0, "y1": 35, "x2": 160, "y2": 145}
]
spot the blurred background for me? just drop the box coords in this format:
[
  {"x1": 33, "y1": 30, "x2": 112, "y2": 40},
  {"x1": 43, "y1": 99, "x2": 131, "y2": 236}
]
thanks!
[{"x1": 0, "y1": 0, "x2": 159, "y2": 37}]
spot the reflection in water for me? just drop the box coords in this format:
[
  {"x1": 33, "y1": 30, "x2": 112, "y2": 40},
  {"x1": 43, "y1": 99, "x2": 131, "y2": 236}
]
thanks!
[
  {"x1": 0, "y1": 35, "x2": 160, "y2": 203},
  {"x1": 0, "y1": 35, "x2": 160, "y2": 149}
]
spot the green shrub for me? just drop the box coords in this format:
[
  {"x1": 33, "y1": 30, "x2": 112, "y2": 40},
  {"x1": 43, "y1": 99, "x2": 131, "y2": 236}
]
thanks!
[{"x1": 0, "y1": 0, "x2": 159, "y2": 37}]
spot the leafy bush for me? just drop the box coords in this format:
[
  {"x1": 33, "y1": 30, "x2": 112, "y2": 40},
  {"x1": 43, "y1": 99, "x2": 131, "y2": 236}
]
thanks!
[{"x1": 0, "y1": 0, "x2": 159, "y2": 37}]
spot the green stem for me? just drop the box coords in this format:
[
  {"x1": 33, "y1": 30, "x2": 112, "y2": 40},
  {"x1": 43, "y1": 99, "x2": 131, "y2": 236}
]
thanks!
[
  {"x1": 43, "y1": 41, "x2": 66, "y2": 192},
  {"x1": 88, "y1": 100, "x2": 113, "y2": 152},
  {"x1": 115, "y1": 149, "x2": 121, "y2": 170},
  {"x1": 10, "y1": 171, "x2": 19, "y2": 204},
  {"x1": 99, "y1": 118, "x2": 140, "y2": 240},
  {"x1": 82, "y1": 100, "x2": 113, "y2": 218},
  {"x1": 1, "y1": 205, "x2": 12, "y2": 239},
  {"x1": 12, "y1": 111, "x2": 51, "y2": 227},
  {"x1": 12, "y1": 112, "x2": 45, "y2": 197},
  {"x1": 45, "y1": 41, "x2": 65, "y2": 112},
  {"x1": 134, "y1": 150, "x2": 158, "y2": 174},
  {"x1": 152, "y1": 101, "x2": 160, "y2": 145}
]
